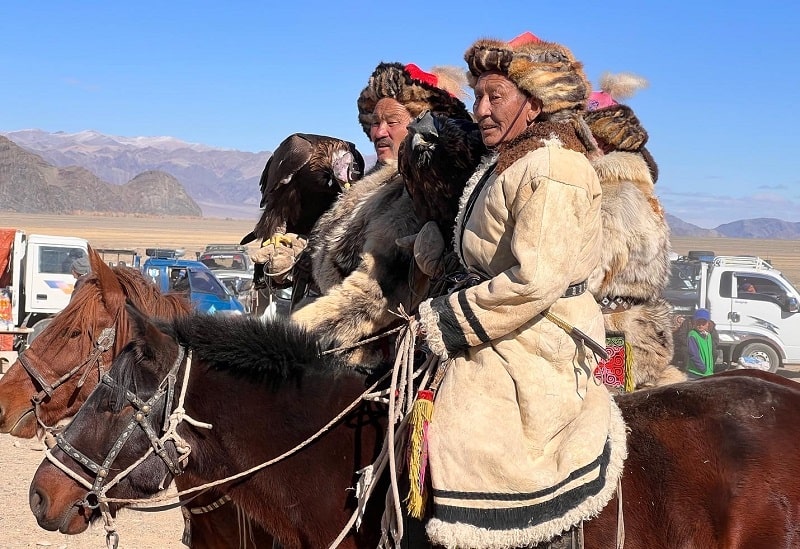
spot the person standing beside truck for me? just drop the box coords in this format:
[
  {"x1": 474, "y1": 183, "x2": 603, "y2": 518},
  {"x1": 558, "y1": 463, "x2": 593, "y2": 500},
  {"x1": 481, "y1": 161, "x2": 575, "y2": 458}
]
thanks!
[{"x1": 687, "y1": 308, "x2": 715, "y2": 378}]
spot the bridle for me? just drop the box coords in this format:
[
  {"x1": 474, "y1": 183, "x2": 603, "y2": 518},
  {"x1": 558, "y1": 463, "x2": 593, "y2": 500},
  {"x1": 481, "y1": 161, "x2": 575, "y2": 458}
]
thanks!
[
  {"x1": 18, "y1": 326, "x2": 117, "y2": 430},
  {"x1": 49, "y1": 345, "x2": 187, "y2": 503},
  {"x1": 43, "y1": 345, "x2": 205, "y2": 549}
]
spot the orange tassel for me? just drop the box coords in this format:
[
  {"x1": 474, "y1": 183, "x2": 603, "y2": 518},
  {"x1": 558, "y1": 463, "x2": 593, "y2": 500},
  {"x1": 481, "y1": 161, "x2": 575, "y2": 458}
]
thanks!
[{"x1": 405, "y1": 389, "x2": 434, "y2": 519}]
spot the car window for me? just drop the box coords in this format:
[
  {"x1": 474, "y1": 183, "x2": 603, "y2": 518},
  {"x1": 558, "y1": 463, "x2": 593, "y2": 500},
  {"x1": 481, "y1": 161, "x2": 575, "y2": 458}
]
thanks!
[
  {"x1": 200, "y1": 253, "x2": 248, "y2": 271},
  {"x1": 188, "y1": 270, "x2": 228, "y2": 299},
  {"x1": 145, "y1": 266, "x2": 165, "y2": 289}
]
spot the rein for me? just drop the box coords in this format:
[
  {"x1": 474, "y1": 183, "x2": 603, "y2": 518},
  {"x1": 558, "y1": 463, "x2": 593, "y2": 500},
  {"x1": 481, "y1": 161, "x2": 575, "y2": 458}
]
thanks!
[{"x1": 19, "y1": 326, "x2": 117, "y2": 431}]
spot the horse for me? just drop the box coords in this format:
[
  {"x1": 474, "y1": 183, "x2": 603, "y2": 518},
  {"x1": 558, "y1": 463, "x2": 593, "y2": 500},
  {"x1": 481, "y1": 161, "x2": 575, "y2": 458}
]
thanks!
[
  {"x1": 0, "y1": 249, "x2": 275, "y2": 549},
  {"x1": 30, "y1": 307, "x2": 387, "y2": 548},
  {"x1": 29, "y1": 308, "x2": 800, "y2": 548}
]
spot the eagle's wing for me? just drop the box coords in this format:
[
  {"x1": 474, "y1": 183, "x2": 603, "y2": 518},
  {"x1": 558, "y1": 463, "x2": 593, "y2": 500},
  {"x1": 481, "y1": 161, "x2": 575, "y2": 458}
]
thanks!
[{"x1": 258, "y1": 134, "x2": 314, "y2": 206}]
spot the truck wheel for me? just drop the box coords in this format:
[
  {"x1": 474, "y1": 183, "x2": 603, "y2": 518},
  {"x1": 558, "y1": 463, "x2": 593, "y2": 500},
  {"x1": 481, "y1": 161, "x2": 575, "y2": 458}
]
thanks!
[
  {"x1": 27, "y1": 318, "x2": 53, "y2": 346},
  {"x1": 739, "y1": 342, "x2": 781, "y2": 373}
]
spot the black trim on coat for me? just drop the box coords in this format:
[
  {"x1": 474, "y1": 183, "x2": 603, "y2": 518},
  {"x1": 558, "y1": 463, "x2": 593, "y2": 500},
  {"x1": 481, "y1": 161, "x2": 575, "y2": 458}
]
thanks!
[
  {"x1": 457, "y1": 291, "x2": 490, "y2": 344},
  {"x1": 431, "y1": 440, "x2": 611, "y2": 530},
  {"x1": 436, "y1": 298, "x2": 469, "y2": 354}
]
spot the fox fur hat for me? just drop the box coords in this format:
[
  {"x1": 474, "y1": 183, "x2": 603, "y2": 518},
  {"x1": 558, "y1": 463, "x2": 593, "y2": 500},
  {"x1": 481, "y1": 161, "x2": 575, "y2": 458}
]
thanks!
[
  {"x1": 585, "y1": 72, "x2": 649, "y2": 151},
  {"x1": 357, "y1": 62, "x2": 471, "y2": 137},
  {"x1": 585, "y1": 72, "x2": 658, "y2": 181},
  {"x1": 464, "y1": 32, "x2": 590, "y2": 117}
]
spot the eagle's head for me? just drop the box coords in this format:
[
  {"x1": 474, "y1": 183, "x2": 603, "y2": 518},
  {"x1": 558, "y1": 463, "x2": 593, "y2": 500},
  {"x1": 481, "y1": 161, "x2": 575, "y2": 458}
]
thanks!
[
  {"x1": 329, "y1": 148, "x2": 363, "y2": 191},
  {"x1": 399, "y1": 111, "x2": 485, "y2": 244},
  {"x1": 406, "y1": 110, "x2": 439, "y2": 169}
]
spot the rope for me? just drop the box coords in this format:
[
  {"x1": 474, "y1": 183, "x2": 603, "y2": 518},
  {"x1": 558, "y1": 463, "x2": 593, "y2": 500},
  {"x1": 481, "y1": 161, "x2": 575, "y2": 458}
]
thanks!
[
  {"x1": 101, "y1": 367, "x2": 393, "y2": 507},
  {"x1": 321, "y1": 325, "x2": 405, "y2": 355}
]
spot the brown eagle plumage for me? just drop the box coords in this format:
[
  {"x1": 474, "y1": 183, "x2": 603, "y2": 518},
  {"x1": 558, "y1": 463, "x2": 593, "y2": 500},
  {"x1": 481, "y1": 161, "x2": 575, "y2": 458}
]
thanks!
[
  {"x1": 241, "y1": 133, "x2": 365, "y2": 245},
  {"x1": 398, "y1": 112, "x2": 486, "y2": 245}
]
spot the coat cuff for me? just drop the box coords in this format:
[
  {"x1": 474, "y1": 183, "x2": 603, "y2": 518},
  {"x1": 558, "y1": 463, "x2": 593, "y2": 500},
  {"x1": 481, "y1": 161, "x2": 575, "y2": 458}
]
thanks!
[
  {"x1": 419, "y1": 295, "x2": 473, "y2": 358},
  {"x1": 419, "y1": 299, "x2": 449, "y2": 359}
]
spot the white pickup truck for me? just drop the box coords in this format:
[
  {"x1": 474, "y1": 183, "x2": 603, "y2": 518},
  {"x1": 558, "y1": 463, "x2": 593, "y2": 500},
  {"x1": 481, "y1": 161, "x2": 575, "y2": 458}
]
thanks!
[
  {"x1": 665, "y1": 253, "x2": 800, "y2": 372},
  {"x1": 1, "y1": 228, "x2": 89, "y2": 350}
]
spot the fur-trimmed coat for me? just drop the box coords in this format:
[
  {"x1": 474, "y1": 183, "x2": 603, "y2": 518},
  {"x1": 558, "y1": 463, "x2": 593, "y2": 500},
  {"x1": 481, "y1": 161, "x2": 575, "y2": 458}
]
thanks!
[
  {"x1": 417, "y1": 131, "x2": 626, "y2": 548},
  {"x1": 589, "y1": 150, "x2": 685, "y2": 388},
  {"x1": 291, "y1": 162, "x2": 427, "y2": 364}
]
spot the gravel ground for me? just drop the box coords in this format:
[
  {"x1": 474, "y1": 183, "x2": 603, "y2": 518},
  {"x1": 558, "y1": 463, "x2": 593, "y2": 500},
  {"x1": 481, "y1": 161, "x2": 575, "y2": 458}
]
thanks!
[{"x1": 0, "y1": 433, "x2": 184, "y2": 549}]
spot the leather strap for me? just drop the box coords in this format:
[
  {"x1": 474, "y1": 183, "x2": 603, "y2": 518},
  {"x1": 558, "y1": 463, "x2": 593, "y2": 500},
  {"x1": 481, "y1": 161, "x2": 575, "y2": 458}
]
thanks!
[{"x1": 562, "y1": 281, "x2": 587, "y2": 298}]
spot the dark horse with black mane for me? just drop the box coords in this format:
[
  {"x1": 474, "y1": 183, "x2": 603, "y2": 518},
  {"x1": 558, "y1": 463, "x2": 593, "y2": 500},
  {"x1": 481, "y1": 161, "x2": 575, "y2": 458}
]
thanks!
[
  {"x1": 0, "y1": 250, "x2": 274, "y2": 548},
  {"x1": 30, "y1": 309, "x2": 800, "y2": 548}
]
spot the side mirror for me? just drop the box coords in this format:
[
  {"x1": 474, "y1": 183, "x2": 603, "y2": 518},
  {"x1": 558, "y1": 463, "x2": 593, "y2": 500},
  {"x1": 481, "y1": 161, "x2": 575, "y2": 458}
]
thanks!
[
  {"x1": 784, "y1": 296, "x2": 799, "y2": 314},
  {"x1": 233, "y1": 277, "x2": 243, "y2": 295}
]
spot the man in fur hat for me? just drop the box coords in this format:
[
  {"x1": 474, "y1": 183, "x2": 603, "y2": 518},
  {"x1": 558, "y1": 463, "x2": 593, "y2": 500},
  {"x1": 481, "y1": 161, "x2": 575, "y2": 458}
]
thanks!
[
  {"x1": 415, "y1": 33, "x2": 626, "y2": 548},
  {"x1": 291, "y1": 62, "x2": 472, "y2": 364},
  {"x1": 585, "y1": 73, "x2": 686, "y2": 388}
]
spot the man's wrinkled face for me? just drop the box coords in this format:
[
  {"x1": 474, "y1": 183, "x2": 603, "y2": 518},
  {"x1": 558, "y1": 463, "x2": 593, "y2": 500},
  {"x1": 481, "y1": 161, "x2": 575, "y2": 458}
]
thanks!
[
  {"x1": 369, "y1": 98, "x2": 413, "y2": 162},
  {"x1": 473, "y1": 72, "x2": 540, "y2": 148}
]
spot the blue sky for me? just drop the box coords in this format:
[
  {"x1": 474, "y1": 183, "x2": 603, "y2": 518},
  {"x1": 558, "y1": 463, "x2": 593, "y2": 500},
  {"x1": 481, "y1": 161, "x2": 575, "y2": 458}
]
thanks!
[{"x1": 2, "y1": 1, "x2": 798, "y2": 228}]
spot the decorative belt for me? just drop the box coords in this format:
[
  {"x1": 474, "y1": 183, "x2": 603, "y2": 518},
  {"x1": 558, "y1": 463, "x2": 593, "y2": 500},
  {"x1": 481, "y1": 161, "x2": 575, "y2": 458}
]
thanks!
[
  {"x1": 562, "y1": 280, "x2": 587, "y2": 298},
  {"x1": 599, "y1": 295, "x2": 645, "y2": 314}
]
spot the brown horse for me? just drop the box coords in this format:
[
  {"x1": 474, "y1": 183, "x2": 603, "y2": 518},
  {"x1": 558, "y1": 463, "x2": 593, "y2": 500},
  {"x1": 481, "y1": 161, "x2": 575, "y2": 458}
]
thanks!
[
  {"x1": 30, "y1": 308, "x2": 387, "y2": 548},
  {"x1": 0, "y1": 250, "x2": 274, "y2": 549},
  {"x1": 29, "y1": 308, "x2": 800, "y2": 548}
]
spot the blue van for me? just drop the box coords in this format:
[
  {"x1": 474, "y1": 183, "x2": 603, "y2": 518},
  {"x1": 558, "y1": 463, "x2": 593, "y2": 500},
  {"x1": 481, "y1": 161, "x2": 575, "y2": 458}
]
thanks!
[{"x1": 142, "y1": 255, "x2": 246, "y2": 316}]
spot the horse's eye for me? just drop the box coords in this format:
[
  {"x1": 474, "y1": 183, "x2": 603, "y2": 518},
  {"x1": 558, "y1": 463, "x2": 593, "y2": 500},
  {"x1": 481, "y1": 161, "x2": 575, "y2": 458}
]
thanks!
[{"x1": 69, "y1": 330, "x2": 82, "y2": 339}]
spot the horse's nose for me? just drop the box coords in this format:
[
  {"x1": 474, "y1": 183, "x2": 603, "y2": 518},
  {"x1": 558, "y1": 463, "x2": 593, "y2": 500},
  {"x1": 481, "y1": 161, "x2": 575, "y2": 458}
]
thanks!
[{"x1": 29, "y1": 485, "x2": 50, "y2": 526}]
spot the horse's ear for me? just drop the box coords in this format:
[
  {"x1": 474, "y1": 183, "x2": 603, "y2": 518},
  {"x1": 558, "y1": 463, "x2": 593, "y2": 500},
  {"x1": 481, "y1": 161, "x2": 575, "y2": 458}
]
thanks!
[
  {"x1": 90, "y1": 247, "x2": 125, "y2": 309},
  {"x1": 125, "y1": 303, "x2": 165, "y2": 359},
  {"x1": 126, "y1": 302, "x2": 149, "y2": 338}
]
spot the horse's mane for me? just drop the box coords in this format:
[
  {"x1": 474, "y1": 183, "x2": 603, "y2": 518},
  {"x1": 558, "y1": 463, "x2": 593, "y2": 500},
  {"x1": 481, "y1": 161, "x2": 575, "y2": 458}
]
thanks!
[
  {"x1": 113, "y1": 266, "x2": 192, "y2": 319},
  {"x1": 37, "y1": 266, "x2": 191, "y2": 355},
  {"x1": 167, "y1": 313, "x2": 353, "y2": 390}
]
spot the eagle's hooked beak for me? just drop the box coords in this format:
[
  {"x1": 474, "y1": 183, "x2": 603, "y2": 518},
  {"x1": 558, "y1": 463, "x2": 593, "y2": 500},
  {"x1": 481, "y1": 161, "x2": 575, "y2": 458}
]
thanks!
[{"x1": 331, "y1": 151, "x2": 356, "y2": 190}]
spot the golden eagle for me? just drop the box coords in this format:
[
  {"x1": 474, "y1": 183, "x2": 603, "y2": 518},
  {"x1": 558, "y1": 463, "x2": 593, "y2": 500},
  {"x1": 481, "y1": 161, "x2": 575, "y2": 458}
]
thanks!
[
  {"x1": 241, "y1": 133, "x2": 365, "y2": 245},
  {"x1": 398, "y1": 111, "x2": 486, "y2": 245}
]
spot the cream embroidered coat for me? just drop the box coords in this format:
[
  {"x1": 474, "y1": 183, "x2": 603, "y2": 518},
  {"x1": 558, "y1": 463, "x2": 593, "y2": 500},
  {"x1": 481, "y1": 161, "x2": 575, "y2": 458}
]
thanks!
[{"x1": 419, "y1": 143, "x2": 627, "y2": 548}]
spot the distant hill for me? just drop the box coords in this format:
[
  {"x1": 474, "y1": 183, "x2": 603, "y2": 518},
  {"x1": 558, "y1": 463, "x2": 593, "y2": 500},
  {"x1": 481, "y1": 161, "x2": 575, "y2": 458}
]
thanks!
[
  {"x1": 3, "y1": 129, "x2": 800, "y2": 234},
  {"x1": 0, "y1": 136, "x2": 201, "y2": 216},
  {"x1": 2, "y1": 129, "x2": 270, "y2": 207},
  {"x1": 714, "y1": 218, "x2": 800, "y2": 239},
  {"x1": 665, "y1": 214, "x2": 720, "y2": 237}
]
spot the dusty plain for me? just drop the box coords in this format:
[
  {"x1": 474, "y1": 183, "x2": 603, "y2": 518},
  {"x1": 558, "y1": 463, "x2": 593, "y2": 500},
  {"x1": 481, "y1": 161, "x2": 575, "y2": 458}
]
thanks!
[{"x1": 1, "y1": 214, "x2": 800, "y2": 548}]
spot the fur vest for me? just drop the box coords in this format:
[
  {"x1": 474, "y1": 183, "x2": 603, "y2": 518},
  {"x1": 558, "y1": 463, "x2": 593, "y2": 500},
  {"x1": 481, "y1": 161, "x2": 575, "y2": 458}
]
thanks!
[
  {"x1": 292, "y1": 162, "x2": 427, "y2": 365},
  {"x1": 588, "y1": 150, "x2": 670, "y2": 301},
  {"x1": 588, "y1": 150, "x2": 685, "y2": 388}
]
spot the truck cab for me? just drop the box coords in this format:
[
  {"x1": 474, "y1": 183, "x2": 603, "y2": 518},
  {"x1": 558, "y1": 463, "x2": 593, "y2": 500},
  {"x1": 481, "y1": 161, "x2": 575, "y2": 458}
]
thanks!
[
  {"x1": 708, "y1": 256, "x2": 800, "y2": 371},
  {"x1": 0, "y1": 229, "x2": 89, "y2": 350}
]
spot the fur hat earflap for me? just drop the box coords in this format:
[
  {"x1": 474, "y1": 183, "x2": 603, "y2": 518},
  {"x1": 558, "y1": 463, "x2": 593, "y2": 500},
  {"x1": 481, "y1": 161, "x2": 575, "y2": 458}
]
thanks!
[
  {"x1": 464, "y1": 32, "x2": 590, "y2": 117},
  {"x1": 585, "y1": 72, "x2": 650, "y2": 152},
  {"x1": 357, "y1": 62, "x2": 471, "y2": 137}
]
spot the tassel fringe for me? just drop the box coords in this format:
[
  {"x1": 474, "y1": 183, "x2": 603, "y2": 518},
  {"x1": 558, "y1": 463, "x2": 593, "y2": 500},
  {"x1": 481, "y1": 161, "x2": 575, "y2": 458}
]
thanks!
[
  {"x1": 624, "y1": 342, "x2": 635, "y2": 393},
  {"x1": 406, "y1": 389, "x2": 434, "y2": 519}
]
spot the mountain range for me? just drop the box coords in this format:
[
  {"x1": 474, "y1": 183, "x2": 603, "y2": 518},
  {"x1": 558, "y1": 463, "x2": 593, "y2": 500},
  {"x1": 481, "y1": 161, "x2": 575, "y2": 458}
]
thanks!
[{"x1": 2, "y1": 129, "x2": 799, "y2": 239}]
